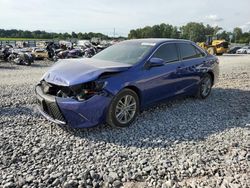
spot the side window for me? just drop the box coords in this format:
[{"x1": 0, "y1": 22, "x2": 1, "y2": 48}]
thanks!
[
  {"x1": 178, "y1": 43, "x2": 202, "y2": 60},
  {"x1": 153, "y1": 43, "x2": 179, "y2": 63},
  {"x1": 194, "y1": 46, "x2": 206, "y2": 57}
]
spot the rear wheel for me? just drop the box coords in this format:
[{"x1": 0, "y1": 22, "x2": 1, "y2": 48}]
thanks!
[
  {"x1": 106, "y1": 89, "x2": 139, "y2": 127},
  {"x1": 197, "y1": 74, "x2": 212, "y2": 99}
]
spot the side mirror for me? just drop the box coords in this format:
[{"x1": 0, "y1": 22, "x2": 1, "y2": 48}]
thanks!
[{"x1": 145, "y1": 57, "x2": 165, "y2": 69}]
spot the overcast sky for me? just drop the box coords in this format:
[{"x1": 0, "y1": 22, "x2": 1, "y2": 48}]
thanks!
[{"x1": 0, "y1": 0, "x2": 250, "y2": 36}]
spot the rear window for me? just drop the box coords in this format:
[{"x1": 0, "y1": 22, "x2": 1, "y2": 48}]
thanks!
[
  {"x1": 152, "y1": 43, "x2": 179, "y2": 63},
  {"x1": 178, "y1": 43, "x2": 204, "y2": 60}
]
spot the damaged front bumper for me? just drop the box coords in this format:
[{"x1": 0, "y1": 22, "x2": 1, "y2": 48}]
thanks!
[{"x1": 35, "y1": 85, "x2": 112, "y2": 128}]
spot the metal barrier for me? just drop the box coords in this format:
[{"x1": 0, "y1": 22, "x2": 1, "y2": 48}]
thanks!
[{"x1": 0, "y1": 40, "x2": 60, "y2": 47}]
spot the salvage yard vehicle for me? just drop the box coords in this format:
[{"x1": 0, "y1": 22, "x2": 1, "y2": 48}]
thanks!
[
  {"x1": 32, "y1": 48, "x2": 49, "y2": 60},
  {"x1": 0, "y1": 46, "x2": 6, "y2": 60},
  {"x1": 12, "y1": 52, "x2": 34, "y2": 66},
  {"x1": 0, "y1": 45, "x2": 13, "y2": 61},
  {"x1": 1, "y1": 45, "x2": 34, "y2": 65},
  {"x1": 53, "y1": 49, "x2": 84, "y2": 61},
  {"x1": 236, "y1": 46, "x2": 250, "y2": 54},
  {"x1": 35, "y1": 39, "x2": 219, "y2": 128},
  {"x1": 227, "y1": 46, "x2": 242, "y2": 54},
  {"x1": 83, "y1": 45, "x2": 97, "y2": 58},
  {"x1": 7, "y1": 48, "x2": 34, "y2": 66},
  {"x1": 197, "y1": 36, "x2": 229, "y2": 55},
  {"x1": 8, "y1": 48, "x2": 34, "y2": 66}
]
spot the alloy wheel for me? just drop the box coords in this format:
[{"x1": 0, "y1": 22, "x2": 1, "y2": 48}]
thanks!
[
  {"x1": 115, "y1": 95, "x2": 137, "y2": 124},
  {"x1": 201, "y1": 77, "x2": 212, "y2": 97}
]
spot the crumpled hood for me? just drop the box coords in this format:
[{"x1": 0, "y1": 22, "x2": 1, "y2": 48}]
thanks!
[{"x1": 42, "y1": 58, "x2": 132, "y2": 86}]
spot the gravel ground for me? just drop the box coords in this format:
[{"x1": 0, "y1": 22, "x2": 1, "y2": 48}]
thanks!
[{"x1": 0, "y1": 55, "x2": 249, "y2": 188}]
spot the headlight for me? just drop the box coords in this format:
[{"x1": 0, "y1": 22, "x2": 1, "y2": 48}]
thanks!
[{"x1": 71, "y1": 81, "x2": 107, "y2": 101}]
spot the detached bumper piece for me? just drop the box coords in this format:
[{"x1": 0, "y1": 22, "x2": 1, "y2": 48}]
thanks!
[{"x1": 35, "y1": 85, "x2": 66, "y2": 124}]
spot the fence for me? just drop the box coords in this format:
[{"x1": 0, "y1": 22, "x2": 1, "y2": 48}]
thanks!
[{"x1": 0, "y1": 40, "x2": 60, "y2": 48}]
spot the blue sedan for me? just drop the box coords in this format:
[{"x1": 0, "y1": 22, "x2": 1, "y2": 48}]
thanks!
[{"x1": 35, "y1": 39, "x2": 219, "y2": 128}]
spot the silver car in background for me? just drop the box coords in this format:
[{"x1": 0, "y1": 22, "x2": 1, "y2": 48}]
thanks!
[{"x1": 236, "y1": 46, "x2": 250, "y2": 54}]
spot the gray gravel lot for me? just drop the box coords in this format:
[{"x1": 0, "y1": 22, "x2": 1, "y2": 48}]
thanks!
[{"x1": 0, "y1": 55, "x2": 250, "y2": 188}]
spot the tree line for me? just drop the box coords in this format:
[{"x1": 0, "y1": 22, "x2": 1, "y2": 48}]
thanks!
[
  {"x1": 1, "y1": 23, "x2": 250, "y2": 44},
  {"x1": 128, "y1": 22, "x2": 250, "y2": 44},
  {"x1": 0, "y1": 29, "x2": 110, "y2": 40}
]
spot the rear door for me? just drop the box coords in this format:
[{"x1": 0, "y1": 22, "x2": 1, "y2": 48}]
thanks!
[{"x1": 176, "y1": 42, "x2": 207, "y2": 94}]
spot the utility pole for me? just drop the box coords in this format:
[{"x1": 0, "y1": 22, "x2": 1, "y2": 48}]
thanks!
[{"x1": 113, "y1": 28, "x2": 116, "y2": 39}]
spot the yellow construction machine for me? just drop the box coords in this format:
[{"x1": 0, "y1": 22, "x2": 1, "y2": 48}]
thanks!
[{"x1": 197, "y1": 36, "x2": 229, "y2": 55}]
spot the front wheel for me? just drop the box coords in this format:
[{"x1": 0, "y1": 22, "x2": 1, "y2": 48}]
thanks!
[
  {"x1": 197, "y1": 74, "x2": 212, "y2": 99},
  {"x1": 106, "y1": 89, "x2": 139, "y2": 127}
]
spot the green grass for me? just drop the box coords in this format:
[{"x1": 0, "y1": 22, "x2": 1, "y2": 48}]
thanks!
[{"x1": 0, "y1": 38, "x2": 48, "y2": 41}]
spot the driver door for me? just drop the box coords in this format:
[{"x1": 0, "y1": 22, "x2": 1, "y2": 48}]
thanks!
[{"x1": 139, "y1": 43, "x2": 182, "y2": 106}]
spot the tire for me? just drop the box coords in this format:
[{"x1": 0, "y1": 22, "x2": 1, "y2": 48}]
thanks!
[
  {"x1": 197, "y1": 74, "x2": 212, "y2": 99},
  {"x1": 106, "y1": 88, "x2": 139, "y2": 127},
  {"x1": 7, "y1": 54, "x2": 15, "y2": 62}
]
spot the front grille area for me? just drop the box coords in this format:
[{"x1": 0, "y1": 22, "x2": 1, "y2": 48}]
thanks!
[{"x1": 41, "y1": 100, "x2": 65, "y2": 122}]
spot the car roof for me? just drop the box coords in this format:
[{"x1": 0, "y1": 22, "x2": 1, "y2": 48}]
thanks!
[{"x1": 125, "y1": 38, "x2": 192, "y2": 45}]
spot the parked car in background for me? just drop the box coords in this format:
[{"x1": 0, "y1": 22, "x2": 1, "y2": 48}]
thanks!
[
  {"x1": 8, "y1": 48, "x2": 34, "y2": 66},
  {"x1": 0, "y1": 45, "x2": 13, "y2": 61},
  {"x1": 54, "y1": 48, "x2": 84, "y2": 61},
  {"x1": 228, "y1": 46, "x2": 242, "y2": 54},
  {"x1": 32, "y1": 48, "x2": 49, "y2": 60},
  {"x1": 236, "y1": 46, "x2": 250, "y2": 54},
  {"x1": 35, "y1": 39, "x2": 219, "y2": 128}
]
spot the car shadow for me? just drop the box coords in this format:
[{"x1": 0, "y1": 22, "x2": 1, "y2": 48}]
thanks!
[
  {"x1": 0, "y1": 62, "x2": 18, "y2": 69},
  {"x1": 0, "y1": 60, "x2": 52, "y2": 69},
  {"x1": 0, "y1": 105, "x2": 38, "y2": 127},
  {"x1": 60, "y1": 87, "x2": 250, "y2": 149},
  {"x1": 31, "y1": 63, "x2": 52, "y2": 68},
  {"x1": 0, "y1": 105, "x2": 35, "y2": 115},
  {"x1": 0, "y1": 65, "x2": 17, "y2": 70},
  {"x1": 223, "y1": 54, "x2": 246, "y2": 57}
]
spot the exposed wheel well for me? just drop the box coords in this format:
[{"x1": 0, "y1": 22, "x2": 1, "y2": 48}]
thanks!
[{"x1": 124, "y1": 86, "x2": 141, "y2": 105}]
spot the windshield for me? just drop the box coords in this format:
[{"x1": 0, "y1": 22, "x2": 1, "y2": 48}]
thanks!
[{"x1": 92, "y1": 41, "x2": 154, "y2": 64}]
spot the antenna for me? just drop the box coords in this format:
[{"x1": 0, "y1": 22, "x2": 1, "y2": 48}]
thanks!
[{"x1": 113, "y1": 28, "x2": 116, "y2": 38}]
